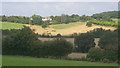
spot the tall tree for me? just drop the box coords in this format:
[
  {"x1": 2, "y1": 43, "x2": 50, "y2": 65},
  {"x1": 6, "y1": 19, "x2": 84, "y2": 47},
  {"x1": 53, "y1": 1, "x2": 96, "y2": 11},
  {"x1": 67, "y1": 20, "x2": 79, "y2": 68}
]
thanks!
[{"x1": 31, "y1": 15, "x2": 43, "y2": 25}]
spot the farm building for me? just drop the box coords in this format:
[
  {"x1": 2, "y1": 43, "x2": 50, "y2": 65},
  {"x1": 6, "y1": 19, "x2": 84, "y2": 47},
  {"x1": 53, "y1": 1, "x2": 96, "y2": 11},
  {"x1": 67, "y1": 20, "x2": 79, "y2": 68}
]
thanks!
[{"x1": 42, "y1": 17, "x2": 52, "y2": 21}]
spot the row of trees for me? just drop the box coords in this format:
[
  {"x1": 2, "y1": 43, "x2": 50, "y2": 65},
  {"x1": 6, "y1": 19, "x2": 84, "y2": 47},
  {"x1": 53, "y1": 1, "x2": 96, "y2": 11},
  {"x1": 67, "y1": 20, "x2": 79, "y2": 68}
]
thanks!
[
  {"x1": 2, "y1": 27, "x2": 73, "y2": 57},
  {"x1": 50, "y1": 14, "x2": 92, "y2": 24},
  {"x1": 1, "y1": 15, "x2": 44, "y2": 25},
  {"x1": 1, "y1": 14, "x2": 92, "y2": 24},
  {"x1": 88, "y1": 19, "x2": 118, "y2": 27},
  {"x1": 1, "y1": 11, "x2": 119, "y2": 26},
  {"x1": 92, "y1": 11, "x2": 120, "y2": 21}
]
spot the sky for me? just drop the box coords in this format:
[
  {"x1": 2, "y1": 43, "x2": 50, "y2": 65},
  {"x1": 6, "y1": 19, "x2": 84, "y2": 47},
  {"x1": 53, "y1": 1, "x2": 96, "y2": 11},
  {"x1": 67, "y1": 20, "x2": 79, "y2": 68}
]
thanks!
[
  {"x1": 2, "y1": 0, "x2": 120, "y2": 2},
  {"x1": 1, "y1": 2, "x2": 119, "y2": 16}
]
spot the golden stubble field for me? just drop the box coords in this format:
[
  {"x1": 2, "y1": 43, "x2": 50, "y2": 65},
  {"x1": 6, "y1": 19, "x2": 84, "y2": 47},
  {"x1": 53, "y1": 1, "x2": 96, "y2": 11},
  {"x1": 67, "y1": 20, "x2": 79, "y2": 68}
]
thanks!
[{"x1": 25, "y1": 22, "x2": 116, "y2": 36}]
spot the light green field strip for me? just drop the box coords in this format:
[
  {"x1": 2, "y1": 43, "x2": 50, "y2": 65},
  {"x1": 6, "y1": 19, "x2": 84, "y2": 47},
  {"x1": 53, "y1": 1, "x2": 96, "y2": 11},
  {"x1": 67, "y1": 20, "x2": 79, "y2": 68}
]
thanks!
[
  {"x1": 3, "y1": 56, "x2": 118, "y2": 66},
  {"x1": 0, "y1": 22, "x2": 24, "y2": 30},
  {"x1": 50, "y1": 22, "x2": 85, "y2": 29}
]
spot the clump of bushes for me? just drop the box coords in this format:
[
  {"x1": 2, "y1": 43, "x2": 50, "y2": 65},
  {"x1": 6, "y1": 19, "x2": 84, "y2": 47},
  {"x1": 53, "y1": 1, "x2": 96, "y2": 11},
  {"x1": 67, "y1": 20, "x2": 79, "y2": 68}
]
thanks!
[
  {"x1": 2, "y1": 27, "x2": 39, "y2": 55},
  {"x1": 86, "y1": 22, "x2": 92, "y2": 27},
  {"x1": 74, "y1": 33, "x2": 95, "y2": 53},
  {"x1": 104, "y1": 45, "x2": 118, "y2": 62},
  {"x1": 87, "y1": 47, "x2": 105, "y2": 62},
  {"x1": 87, "y1": 30, "x2": 119, "y2": 63},
  {"x1": 2, "y1": 27, "x2": 73, "y2": 58}
]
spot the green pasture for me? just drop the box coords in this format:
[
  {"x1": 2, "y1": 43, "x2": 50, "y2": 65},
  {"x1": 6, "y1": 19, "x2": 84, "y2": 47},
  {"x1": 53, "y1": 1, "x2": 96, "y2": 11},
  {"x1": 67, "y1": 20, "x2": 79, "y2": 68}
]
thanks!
[
  {"x1": 50, "y1": 22, "x2": 85, "y2": 29},
  {"x1": 112, "y1": 19, "x2": 120, "y2": 21},
  {"x1": 0, "y1": 22, "x2": 24, "y2": 30},
  {"x1": 2, "y1": 56, "x2": 118, "y2": 66}
]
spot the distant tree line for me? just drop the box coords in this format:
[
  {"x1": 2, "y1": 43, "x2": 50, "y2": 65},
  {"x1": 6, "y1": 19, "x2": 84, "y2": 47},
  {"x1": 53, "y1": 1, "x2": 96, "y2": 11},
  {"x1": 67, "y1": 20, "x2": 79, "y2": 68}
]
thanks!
[
  {"x1": 1, "y1": 11, "x2": 119, "y2": 26},
  {"x1": 88, "y1": 19, "x2": 118, "y2": 27},
  {"x1": 92, "y1": 11, "x2": 120, "y2": 21},
  {"x1": 1, "y1": 11, "x2": 119, "y2": 29},
  {"x1": 50, "y1": 14, "x2": 92, "y2": 24},
  {"x1": 1, "y1": 15, "x2": 44, "y2": 25}
]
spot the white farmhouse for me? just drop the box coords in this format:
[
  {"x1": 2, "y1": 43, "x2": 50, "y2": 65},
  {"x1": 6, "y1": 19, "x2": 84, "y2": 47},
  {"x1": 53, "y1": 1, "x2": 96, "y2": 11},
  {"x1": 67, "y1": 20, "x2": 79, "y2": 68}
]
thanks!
[{"x1": 42, "y1": 17, "x2": 52, "y2": 21}]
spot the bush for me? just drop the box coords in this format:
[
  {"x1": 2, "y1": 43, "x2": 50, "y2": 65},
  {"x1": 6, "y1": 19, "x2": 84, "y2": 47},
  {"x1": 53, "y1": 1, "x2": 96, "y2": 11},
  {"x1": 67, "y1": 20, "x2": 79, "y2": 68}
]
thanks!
[
  {"x1": 3, "y1": 27, "x2": 73, "y2": 57},
  {"x1": 42, "y1": 24, "x2": 48, "y2": 28},
  {"x1": 74, "y1": 33, "x2": 95, "y2": 53},
  {"x1": 31, "y1": 38, "x2": 73, "y2": 57},
  {"x1": 87, "y1": 47, "x2": 105, "y2": 61},
  {"x1": 87, "y1": 28, "x2": 107, "y2": 38},
  {"x1": 99, "y1": 31, "x2": 118, "y2": 49},
  {"x1": 2, "y1": 27, "x2": 39, "y2": 56},
  {"x1": 92, "y1": 30, "x2": 119, "y2": 63},
  {"x1": 86, "y1": 22, "x2": 92, "y2": 27},
  {"x1": 50, "y1": 38, "x2": 73, "y2": 57},
  {"x1": 104, "y1": 45, "x2": 118, "y2": 62}
]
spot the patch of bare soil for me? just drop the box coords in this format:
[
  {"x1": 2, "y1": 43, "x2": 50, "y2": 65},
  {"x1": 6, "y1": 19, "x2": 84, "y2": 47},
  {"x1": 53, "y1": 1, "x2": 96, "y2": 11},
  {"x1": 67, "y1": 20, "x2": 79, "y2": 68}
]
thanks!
[{"x1": 68, "y1": 53, "x2": 87, "y2": 58}]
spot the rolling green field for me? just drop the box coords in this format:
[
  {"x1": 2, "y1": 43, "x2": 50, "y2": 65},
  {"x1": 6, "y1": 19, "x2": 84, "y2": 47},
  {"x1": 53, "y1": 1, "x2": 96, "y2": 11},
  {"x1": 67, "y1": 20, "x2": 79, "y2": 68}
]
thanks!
[
  {"x1": 0, "y1": 22, "x2": 24, "y2": 30},
  {"x1": 3, "y1": 56, "x2": 118, "y2": 66},
  {"x1": 112, "y1": 19, "x2": 120, "y2": 21},
  {"x1": 50, "y1": 22, "x2": 85, "y2": 29}
]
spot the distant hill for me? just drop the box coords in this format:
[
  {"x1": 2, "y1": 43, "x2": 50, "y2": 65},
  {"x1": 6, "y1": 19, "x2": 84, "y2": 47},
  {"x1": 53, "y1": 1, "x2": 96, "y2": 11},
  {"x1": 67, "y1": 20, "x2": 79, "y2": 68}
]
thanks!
[{"x1": 92, "y1": 11, "x2": 120, "y2": 20}]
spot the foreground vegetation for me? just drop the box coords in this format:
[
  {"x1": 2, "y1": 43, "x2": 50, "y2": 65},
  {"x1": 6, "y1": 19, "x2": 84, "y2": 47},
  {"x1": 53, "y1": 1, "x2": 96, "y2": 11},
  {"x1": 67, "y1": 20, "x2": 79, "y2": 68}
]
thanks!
[
  {"x1": 0, "y1": 22, "x2": 24, "y2": 30},
  {"x1": 2, "y1": 27, "x2": 73, "y2": 57},
  {"x1": 2, "y1": 27, "x2": 119, "y2": 64},
  {"x1": 3, "y1": 56, "x2": 118, "y2": 66}
]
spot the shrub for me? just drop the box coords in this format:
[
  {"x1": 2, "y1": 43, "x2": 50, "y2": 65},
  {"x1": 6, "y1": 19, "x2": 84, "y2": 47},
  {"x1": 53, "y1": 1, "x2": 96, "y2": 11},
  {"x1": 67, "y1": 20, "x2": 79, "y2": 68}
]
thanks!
[
  {"x1": 74, "y1": 33, "x2": 95, "y2": 53},
  {"x1": 86, "y1": 22, "x2": 92, "y2": 27},
  {"x1": 87, "y1": 28, "x2": 107, "y2": 38},
  {"x1": 104, "y1": 45, "x2": 118, "y2": 62},
  {"x1": 50, "y1": 38, "x2": 73, "y2": 57},
  {"x1": 42, "y1": 24, "x2": 48, "y2": 28},
  {"x1": 32, "y1": 38, "x2": 73, "y2": 57},
  {"x1": 99, "y1": 31, "x2": 118, "y2": 49},
  {"x1": 2, "y1": 27, "x2": 39, "y2": 56},
  {"x1": 91, "y1": 29, "x2": 119, "y2": 63},
  {"x1": 87, "y1": 47, "x2": 105, "y2": 61}
]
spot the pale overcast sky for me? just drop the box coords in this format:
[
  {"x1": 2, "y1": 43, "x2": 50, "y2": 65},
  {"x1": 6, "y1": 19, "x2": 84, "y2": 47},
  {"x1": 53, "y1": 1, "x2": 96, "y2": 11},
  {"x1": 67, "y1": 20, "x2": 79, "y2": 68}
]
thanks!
[
  {"x1": 1, "y1": 2, "x2": 118, "y2": 16},
  {"x1": 2, "y1": 0, "x2": 120, "y2": 2}
]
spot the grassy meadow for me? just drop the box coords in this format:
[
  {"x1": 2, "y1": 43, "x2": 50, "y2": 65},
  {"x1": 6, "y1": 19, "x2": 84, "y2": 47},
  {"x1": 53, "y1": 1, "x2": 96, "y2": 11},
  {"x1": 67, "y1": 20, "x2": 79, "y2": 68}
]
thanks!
[
  {"x1": 2, "y1": 56, "x2": 118, "y2": 66},
  {"x1": 0, "y1": 22, "x2": 24, "y2": 30},
  {"x1": 50, "y1": 22, "x2": 85, "y2": 29},
  {"x1": 112, "y1": 19, "x2": 120, "y2": 21}
]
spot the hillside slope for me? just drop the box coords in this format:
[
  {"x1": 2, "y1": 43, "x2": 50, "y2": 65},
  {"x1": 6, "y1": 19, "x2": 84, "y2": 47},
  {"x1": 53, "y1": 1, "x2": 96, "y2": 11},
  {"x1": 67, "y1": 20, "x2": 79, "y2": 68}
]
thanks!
[{"x1": 26, "y1": 22, "x2": 116, "y2": 36}]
